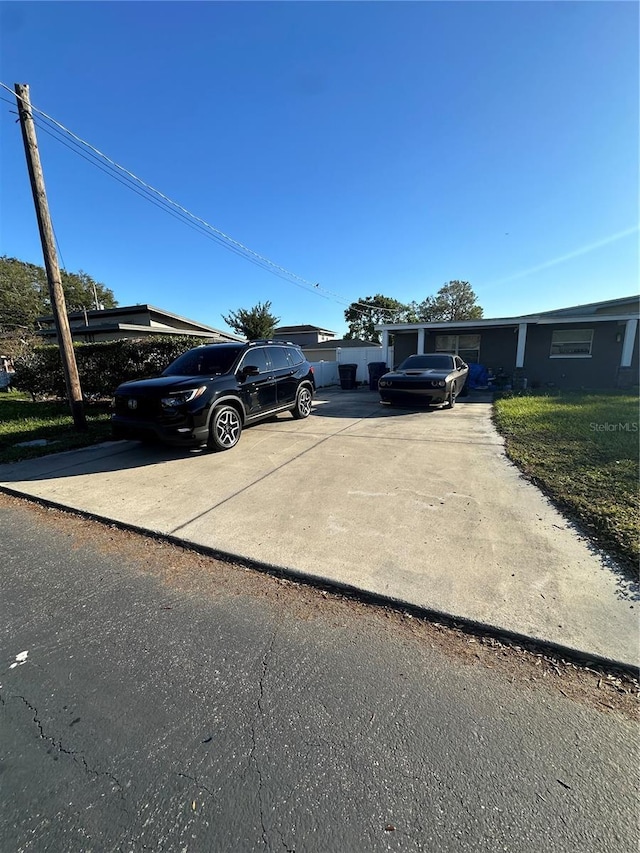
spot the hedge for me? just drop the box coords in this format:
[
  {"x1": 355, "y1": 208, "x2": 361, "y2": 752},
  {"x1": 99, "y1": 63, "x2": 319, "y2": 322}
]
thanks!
[{"x1": 12, "y1": 336, "x2": 210, "y2": 399}]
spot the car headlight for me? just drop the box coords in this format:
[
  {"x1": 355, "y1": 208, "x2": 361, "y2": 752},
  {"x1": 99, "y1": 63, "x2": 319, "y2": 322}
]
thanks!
[
  {"x1": 437, "y1": 380, "x2": 446, "y2": 388},
  {"x1": 161, "y1": 386, "x2": 207, "y2": 407}
]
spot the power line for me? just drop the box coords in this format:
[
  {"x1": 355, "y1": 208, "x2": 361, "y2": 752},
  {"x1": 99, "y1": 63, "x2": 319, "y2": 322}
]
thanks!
[
  {"x1": 32, "y1": 117, "x2": 334, "y2": 299},
  {"x1": 1, "y1": 81, "x2": 402, "y2": 319},
  {"x1": 31, "y1": 110, "x2": 345, "y2": 304}
]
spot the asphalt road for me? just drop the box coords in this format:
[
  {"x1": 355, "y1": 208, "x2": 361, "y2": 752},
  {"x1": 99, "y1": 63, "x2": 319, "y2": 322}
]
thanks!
[{"x1": 1, "y1": 495, "x2": 638, "y2": 853}]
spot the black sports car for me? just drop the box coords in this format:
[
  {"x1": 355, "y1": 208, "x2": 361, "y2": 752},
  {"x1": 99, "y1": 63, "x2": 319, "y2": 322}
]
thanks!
[{"x1": 378, "y1": 354, "x2": 469, "y2": 407}]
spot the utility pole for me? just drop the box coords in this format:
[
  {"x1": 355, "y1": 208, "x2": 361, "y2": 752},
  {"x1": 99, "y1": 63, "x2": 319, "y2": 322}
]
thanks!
[{"x1": 14, "y1": 83, "x2": 86, "y2": 430}]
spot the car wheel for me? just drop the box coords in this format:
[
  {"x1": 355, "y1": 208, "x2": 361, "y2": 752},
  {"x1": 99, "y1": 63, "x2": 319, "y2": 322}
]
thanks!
[
  {"x1": 292, "y1": 384, "x2": 313, "y2": 419},
  {"x1": 209, "y1": 404, "x2": 242, "y2": 451},
  {"x1": 446, "y1": 386, "x2": 455, "y2": 408}
]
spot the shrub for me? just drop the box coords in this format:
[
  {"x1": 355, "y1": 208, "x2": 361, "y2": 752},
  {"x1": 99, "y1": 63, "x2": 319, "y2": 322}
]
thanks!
[{"x1": 13, "y1": 336, "x2": 207, "y2": 399}]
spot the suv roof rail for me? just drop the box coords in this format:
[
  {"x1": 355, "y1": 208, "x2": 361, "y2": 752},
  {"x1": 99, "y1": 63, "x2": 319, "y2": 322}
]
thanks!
[{"x1": 246, "y1": 339, "x2": 297, "y2": 346}]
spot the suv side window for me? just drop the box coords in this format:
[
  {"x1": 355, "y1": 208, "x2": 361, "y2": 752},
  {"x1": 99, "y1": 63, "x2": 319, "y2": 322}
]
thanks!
[
  {"x1": 238, "y1": 347, "x2": 269, "y2": 374},
  {"x1": 267, "y1": 346, "x2": 289, "y2": 370},
  {"x1": 286, "y1": 346, "x2": 304, "y2": 366}
]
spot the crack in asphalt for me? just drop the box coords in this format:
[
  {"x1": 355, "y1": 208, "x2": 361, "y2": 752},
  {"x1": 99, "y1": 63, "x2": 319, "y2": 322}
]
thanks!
[
  {"x1": 176, "y1": 771, "x2": 214, "y2": 798},
  {"x1": 13, "y1": 695, "x2": 128, "y2": 810},
  {"x1": 248, "y1": 624, "x2": 279, "y2": 848}
]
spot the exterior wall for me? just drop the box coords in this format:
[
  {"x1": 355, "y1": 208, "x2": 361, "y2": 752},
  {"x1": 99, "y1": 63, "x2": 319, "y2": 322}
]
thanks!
[
  {"x1": 424, "y1": 326, "x2": 518, "y2": 372},
  {"x1": 392, "y1": 332, "x2": 418, "y2": 366},
  {"x1": 59, "y1": 309, "x2": 219, "y2": 335},
  {"x1": 621, "y1": 324, "x2": 640, "y2": 387},
  {"x1": 275, "y1": 331, "x2": 334, "y2": 345},
  {"x1": 524, "y1": 321, "x2": 630, "y2": 389},
  {"x1": 303, "y1": 347, "x2": 337, "y2": 362},
  {"x1": 72, "y1": 309, "x2": 149, "y2": 328}
]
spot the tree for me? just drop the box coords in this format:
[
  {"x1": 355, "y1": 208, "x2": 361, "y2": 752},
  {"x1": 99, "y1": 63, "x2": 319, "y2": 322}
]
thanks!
[
  {"x1": 0, "y1": 256, "x2": 118, "y2": 335},
  {"x1": 344, "y1": 294, "x2": 407, "y2": 344},
  {"x1": 416, "y1": 281, "x2": 483, "y2": 322},
  {"x1": 222, "y1": 301, "x2": 280, "y2": 340}
]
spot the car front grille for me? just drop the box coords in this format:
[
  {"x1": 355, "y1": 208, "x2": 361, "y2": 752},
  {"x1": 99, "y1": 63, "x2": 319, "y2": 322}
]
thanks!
[
  {"x1": 389, "y1": 380, "x2": 441, "y2": 390},
  {"x1": 114, "y1": 395, "x2": 160, "y2": 419}
]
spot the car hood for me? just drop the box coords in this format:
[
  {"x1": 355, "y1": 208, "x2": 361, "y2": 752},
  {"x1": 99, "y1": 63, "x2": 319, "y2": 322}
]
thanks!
[
  {"x1": 114, "y1": 375, "x2": 217, "y2": 395},
  {"x1": 385, "y1": 368, "x2": 453, "y2": 380}
]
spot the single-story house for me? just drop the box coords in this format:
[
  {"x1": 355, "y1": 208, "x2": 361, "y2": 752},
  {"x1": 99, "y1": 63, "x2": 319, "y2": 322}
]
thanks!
[
  {"x1": 273, "y1": 324, "x2": 336, "y2": 346},
  {"x1": 37, "y1": 304, "x2": 242, "y2": 344},
  {"x1": 376, "y1": 295, "x2": 639, "y2": 390}
]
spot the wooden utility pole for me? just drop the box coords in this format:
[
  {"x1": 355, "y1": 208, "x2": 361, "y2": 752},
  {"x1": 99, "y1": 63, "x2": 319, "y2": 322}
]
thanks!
[{"x1": 14, "y1": 83, "x2": 86, "y2": 430}]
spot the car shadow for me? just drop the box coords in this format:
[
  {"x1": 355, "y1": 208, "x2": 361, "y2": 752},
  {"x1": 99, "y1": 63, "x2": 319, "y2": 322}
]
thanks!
[
  {"x1": 0, "y1": 438, "x2": 211, "y2": 484},
  {"x1": 310, "y1": 387, "x2": 493, "y2": 418},
  {"x1": 0, "y1": 389, "x2": 493, "y2": 484}
]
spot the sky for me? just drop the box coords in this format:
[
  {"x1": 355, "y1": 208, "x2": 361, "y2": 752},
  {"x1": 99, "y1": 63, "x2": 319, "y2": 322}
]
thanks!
[{"x1": 0, "y1": 1, "x2": 638, "y2": 337}]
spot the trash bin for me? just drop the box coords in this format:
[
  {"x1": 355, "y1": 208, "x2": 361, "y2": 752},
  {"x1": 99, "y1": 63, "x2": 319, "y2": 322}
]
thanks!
[
  {"x1": 367, "y1": 361, "x2": 389, "y2": 391},
  {"x1": 338, "y1": 363, "x2": 358, "y2": 390}
]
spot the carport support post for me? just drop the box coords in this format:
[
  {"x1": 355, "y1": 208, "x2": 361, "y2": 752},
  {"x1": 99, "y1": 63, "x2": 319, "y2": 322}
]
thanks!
[
  {"x1": 14, "y1": 83, "x2": 86, "y2": 431},
  {"x1": 515, "y1": 323, "x2": 528, "y2": 369},
  {"x1": 381, "y1": 329, "x2": 390, "y2": 366},
  {"x1": 621, "y1": 319, "x2": 638, "y2": 367}
]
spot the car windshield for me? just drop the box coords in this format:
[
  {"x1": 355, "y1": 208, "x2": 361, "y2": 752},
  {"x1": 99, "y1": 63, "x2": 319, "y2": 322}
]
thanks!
[
  {"x1": 162, "y1": 345, "x2": 244, "y2": 376},
  {"x1": 399, "y1": 355, "x2": 455, "y2": 370}
]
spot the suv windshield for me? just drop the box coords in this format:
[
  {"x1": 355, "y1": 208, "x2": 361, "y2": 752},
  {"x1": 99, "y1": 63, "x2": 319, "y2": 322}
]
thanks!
[
  {"x1": 162, "y1": 345, "x2": 244, "y2": 377},
  {"x1": 399, "y1": 355, "x2": 455, "y2": 370}
]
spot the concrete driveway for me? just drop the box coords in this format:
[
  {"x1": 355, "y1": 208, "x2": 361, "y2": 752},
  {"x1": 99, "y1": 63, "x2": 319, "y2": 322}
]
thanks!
[{"x1": 1, "y1": 389, "x2": 637, "y2": 668}]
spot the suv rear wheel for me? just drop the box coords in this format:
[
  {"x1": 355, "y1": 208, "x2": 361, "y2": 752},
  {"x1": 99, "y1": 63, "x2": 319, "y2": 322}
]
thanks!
[
  {"x1": 209, "y1": 405, "x2": 242, "y2": 451},
  {"x1": 292, "y1": 384, "x2": 313, "y2": 419}
]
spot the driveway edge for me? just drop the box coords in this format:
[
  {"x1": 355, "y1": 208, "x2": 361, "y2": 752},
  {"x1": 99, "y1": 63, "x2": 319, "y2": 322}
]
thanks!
[{"x1": 2, "y1": 484, "x2": 637, "y2": 679}]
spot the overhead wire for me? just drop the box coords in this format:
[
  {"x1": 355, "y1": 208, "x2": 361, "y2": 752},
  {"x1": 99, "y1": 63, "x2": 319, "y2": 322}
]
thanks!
[
  {"x1": 1, "y1": 81, "x2": 402, "y2": 318},
  {"x1": 29, "y1": 110, "x2": 342, "y2": 303},
  {"x1": 32, "y1": 117, "x2": 335, "y2": 298}
]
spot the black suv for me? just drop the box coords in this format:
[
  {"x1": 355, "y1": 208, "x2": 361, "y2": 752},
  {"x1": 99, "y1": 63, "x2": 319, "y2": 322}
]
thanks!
[{"x1": 111, "y1": 341, "x2": 315, "y2": 451}]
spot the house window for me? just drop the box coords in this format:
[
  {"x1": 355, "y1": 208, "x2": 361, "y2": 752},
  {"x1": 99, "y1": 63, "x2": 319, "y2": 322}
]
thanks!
[
  {"x1": 550, "y1": 329, "x2": 593, "y2": 357},
  {"x1": 435, "y1": 334, "x2": 481, "y2": 364}
]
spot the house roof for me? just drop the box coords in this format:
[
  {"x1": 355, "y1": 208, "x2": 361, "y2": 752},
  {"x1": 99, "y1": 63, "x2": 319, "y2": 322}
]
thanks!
[
  {"x1": 534, "y1": 295, "x2": 640, "y2": 317},
  {"x1": 37, "y1": 304, "x2": 242, "y2": 340},
  {"x1": 303, "y1": 338, "x2": 381, "y2": 349},
  {"x1": 274, "y1": 324, "x2": 335, "y2": 335},
  {"x1": 376, "y1": 295, "x2": 640, "y2": 332}
]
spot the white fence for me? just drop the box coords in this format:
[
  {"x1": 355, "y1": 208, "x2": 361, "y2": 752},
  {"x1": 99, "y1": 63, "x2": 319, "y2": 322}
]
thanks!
[
  {"x1": 310, "y1": 346, "x2": 394, "y2": 388},
  {"x1": 310, "y1": 360, "x2": 340, "y2": 388}
]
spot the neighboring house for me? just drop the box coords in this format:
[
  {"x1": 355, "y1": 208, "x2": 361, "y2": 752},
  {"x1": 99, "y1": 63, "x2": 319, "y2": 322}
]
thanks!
[
  {"x1": 37, "y1": 304, "x2": 242, "y2": 344},
  {"x1": 273, "y1": 324, "x2": 336, "y2": 346},
  {"x1": 376, "y1": 295, "x2": 639, "y2": 390}
]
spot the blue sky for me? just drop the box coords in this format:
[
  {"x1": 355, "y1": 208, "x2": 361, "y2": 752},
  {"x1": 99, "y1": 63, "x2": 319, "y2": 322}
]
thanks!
[{"x1": 1, "y1": 1, "x2": 638, "y2": 336}]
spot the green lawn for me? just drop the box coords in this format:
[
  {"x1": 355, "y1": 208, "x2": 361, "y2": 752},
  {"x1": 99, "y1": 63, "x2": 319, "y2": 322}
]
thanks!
[
  {"x1": 493, "y1": 390, "x2": 639, "y2": 579},
  {"x1": 0, "y1": 392, "x2": 113, "y2": 464}
]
